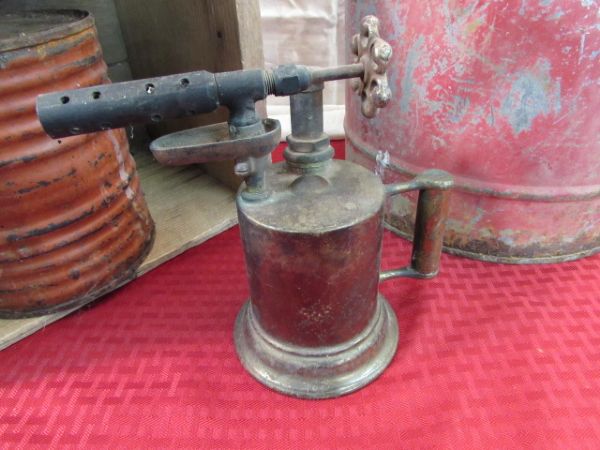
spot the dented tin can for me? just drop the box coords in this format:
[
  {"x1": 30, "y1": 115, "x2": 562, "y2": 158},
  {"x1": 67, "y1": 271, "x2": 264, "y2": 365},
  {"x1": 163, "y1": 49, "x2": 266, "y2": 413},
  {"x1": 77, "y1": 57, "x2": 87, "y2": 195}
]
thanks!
[
  {"x1": 0, "y1": 10, "x2": 154, "y2": 317},
  {"x1": 345, "y1": 0, "x2": 600, "y2": 263}
]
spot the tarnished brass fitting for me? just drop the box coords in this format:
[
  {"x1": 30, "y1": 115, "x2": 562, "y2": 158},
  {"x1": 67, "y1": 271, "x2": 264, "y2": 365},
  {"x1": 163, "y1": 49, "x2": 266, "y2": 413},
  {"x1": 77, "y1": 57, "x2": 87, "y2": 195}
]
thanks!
[{"x1": 351, "y1": 15, "x2": 393, "y2": 118}]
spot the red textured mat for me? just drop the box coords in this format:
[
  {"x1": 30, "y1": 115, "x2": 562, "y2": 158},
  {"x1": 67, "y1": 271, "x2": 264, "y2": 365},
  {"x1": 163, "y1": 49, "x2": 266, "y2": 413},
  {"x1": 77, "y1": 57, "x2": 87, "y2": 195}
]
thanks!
[{"x1": 2, "y1": 166, "x2": 600, "y2": 448}]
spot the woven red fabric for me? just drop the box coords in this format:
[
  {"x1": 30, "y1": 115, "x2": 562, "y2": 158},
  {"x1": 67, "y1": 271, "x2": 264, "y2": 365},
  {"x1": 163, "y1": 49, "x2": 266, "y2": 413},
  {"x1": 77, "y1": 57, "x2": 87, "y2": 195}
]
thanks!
[{"x1": 2, "y1": 144, "x2": 600, "y2": 448}]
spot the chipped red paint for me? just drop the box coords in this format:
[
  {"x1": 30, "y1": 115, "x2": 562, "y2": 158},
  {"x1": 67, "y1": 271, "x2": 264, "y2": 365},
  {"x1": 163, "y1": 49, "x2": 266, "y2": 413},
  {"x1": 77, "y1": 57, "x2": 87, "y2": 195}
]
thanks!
[
  {"x1": 345, "y1": 1, "x2": 600, "y2": 263},
  {"x1": 0, "y1": 11, "x2": 154, "y2": 317}
]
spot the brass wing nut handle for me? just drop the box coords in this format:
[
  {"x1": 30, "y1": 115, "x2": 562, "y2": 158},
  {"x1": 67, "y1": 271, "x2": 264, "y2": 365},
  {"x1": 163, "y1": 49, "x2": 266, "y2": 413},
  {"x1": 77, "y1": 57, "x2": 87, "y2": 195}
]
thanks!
[{"x1": 351, "y1": 16, "x2": 393, "y2": 118}]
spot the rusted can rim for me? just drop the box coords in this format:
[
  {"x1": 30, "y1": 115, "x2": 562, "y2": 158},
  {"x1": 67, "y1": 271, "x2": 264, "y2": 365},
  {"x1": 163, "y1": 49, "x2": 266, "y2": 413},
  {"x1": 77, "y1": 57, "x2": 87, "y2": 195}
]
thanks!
[
  {"x1": 345, "y1": 125, "x2": 600, "y2": 202},
  {"x1": 385, "y1": 222, "x2": 600, "y2": 265},
  {"x1": 0, "y1": 10, "x2": 94, "y2": 52}
]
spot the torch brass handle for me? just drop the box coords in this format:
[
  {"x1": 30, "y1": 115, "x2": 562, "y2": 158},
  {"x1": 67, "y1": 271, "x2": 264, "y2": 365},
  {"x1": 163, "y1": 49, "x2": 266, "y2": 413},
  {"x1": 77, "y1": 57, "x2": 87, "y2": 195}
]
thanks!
[{"x1": 380, "y1": 170, "x2": 453, "y2": 281}]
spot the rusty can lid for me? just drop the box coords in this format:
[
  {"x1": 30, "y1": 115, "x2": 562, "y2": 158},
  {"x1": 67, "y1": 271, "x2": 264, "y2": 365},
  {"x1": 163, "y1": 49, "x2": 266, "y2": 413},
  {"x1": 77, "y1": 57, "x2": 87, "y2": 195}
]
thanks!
[
  {"x1": 0, "y1": 9, "x2": 94, "y2": 52},
  {"x1": 239, "y1": 160, "x2": 385, "y2": 233}
]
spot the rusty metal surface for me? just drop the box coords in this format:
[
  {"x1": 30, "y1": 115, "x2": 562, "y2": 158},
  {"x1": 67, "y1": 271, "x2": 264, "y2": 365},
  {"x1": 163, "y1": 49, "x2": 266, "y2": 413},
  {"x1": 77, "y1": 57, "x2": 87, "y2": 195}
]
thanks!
[
  {"x1": 0, "y1": 10, "x2": 94, "y2": 52},
  {"x1": 0, "y1": 11, "x2": 154, "y2": 317},
  {"x1": 345, "y1": 1, "x2": 600, "y2": 263},
  {"x1": 235, "y1": 159, "x2": 399, "y2": 398},
  {"x1": 239, "y1": 160, "x2": 385, "y2": 346}
]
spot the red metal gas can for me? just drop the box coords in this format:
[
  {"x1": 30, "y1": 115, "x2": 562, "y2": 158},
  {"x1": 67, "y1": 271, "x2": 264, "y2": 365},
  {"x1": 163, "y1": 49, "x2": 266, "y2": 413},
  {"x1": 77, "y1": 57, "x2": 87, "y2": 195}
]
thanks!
[{"x1": 346, "y1": 0, "x2": 600, "y2": 263}]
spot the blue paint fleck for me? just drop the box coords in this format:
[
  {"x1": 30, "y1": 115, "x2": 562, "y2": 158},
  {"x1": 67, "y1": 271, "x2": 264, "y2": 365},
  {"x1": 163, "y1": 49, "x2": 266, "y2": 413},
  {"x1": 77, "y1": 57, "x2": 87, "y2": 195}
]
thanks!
[
  {"x1": 501, "y1": 59, "x2": 561, "y2": 134},
  {"x1": 519, "y1": 0, "x2": 527, "y2": 15},
  {"x1": 499, "y1": 230, "x2": 516, "y2": 246},
  {"x1": 487, "y1": 104, "x2": 496, "y2": 126},
  {"x1": 548, "y1": 8, "x2": 565, "y2": 20},
  {"x1": 449, "y1": 96, "x2": 471, "y2": 123},
  {"x1": 400, "y1": 35, "x2": 425, "y2": 113},
  {"x1": 553, "y1": 79, "x2": 562, "y2": 113},
  {"x1": 389, "y1": 9, "x2": 406, "y2": 37}
]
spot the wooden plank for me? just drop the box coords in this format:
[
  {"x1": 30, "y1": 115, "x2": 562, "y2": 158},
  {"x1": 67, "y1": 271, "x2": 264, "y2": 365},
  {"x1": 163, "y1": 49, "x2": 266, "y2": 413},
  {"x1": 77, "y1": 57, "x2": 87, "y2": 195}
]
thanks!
[
  {"x1": 107, "y1": 60, "x2": 133, "y2": 83},
  {"x1": 114, "y1": 0, "x2": 264, "y2": 79},
  {"x1": 0, "y1": 150, "x2": 237, "y2": 351},
  {"x1": 114, "y1": 0, "x2": 265, "y2": 189},
  {"x1": 132, "y1": 150, "x2": 238, "y2": 274}
]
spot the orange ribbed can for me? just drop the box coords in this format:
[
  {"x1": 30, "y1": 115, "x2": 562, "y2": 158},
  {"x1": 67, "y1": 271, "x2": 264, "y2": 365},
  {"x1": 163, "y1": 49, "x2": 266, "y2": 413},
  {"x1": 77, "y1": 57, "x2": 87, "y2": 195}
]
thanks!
[{"x1": 0, "y1": 10, "x2": 154, "y2": 318}]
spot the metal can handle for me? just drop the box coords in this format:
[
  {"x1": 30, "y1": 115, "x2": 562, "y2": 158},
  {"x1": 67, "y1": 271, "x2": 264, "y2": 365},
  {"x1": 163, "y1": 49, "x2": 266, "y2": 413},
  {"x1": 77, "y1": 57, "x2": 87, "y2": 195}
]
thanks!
[{"x1": 380, "y1": 170, "x2": 453, "y2": 281}]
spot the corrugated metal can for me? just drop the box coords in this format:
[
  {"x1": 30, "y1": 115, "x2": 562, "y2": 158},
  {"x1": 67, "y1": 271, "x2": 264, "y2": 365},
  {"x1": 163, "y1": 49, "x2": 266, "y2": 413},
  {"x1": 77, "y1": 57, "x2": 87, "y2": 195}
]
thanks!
[
  {"x1": 0, "y1": 10, "x2": 154, "y2": 317},
  {"x1": 345, "y1": 1, "x2": 600, "y2": 263}
]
